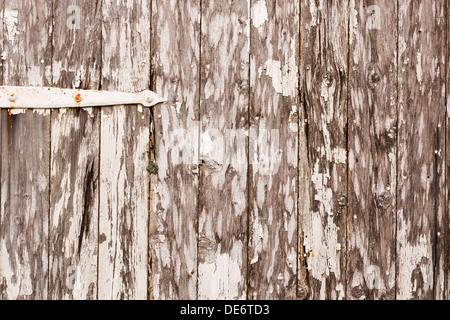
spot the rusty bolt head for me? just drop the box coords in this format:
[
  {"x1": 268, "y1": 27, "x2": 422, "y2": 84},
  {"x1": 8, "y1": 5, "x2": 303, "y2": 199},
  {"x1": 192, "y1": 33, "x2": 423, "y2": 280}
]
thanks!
[
  {"x1": 9, "y1": 94, "x2": 17, "y2": 102},
  {"x1": 74, "y1": 93, "x2": 82, "y2": 103}
]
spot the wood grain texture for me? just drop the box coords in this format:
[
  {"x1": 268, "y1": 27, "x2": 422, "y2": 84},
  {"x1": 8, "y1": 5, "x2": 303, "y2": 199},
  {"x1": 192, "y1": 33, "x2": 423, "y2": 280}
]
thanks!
[
  {"x1": 0, "y1": 0, "x2": 449, "y2": 301},
  {"x1": 0, "y1": 0, "x2": 52, "y2": 300},
  {"x1": 52, "y1": 0, "x2": 101, "y2": 89},
  {"x1": 435, "y1": 0, "x2": 448, "y2": 299},
  {"x1": 347, "y1": 0, "x2": 397, "y2": 300},
  {"x1": 0, "y1": 2, "x2": 3, "y2": 84},
  {"x1": 48, "y1": 0, "x2": 102, "y2": 300},
  {"x1": 445, "y1": 0, "x2": 449, "y2": 300},
  {"x1": 197, "y1": 0, "x2": 249, "y2": 300},
  {"x1": 49, "y1": 109, "x2": 100, "y2": 300},
  {"x1": 248, "y1": 0, "x2": 299, "y2": 300},
  {"x1": 99, "y1": 0, "x2": 151, "y2": 300},
  {"x1": 397, "y1": 0, "x2": 447, "y2": 300},
  {"x1": 300, "y1": 0, "x2": 348, "y2": 300},
  {"x1": 0, "y1": 1, "x2": 3, "y2": 300},
  {"x1": 149, "y1": 0, "x2": 200, "y2": 300}
]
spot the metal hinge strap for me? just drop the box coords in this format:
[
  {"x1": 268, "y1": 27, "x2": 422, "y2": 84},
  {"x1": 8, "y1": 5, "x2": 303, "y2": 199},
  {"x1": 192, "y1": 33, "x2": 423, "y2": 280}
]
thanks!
[{"x1": 0, "y1": 86, "x2": 166, "y2": 109}]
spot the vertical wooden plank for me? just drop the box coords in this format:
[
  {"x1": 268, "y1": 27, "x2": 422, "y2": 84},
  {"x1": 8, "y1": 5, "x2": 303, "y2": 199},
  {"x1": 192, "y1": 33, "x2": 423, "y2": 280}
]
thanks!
[
  {"x1": 248, "y1": 0, "x2": 299, "y2": 300},
  {"x1": 0, "y1": 1, "x2": 3, "y2": 85},
  {"x1": 347, "y1": 0, "x2": 398, "y2": 300},
  {"x1": 445, "y1": 0, "x2": 449, "y2": 301},
  {"x1": 0, "y1": 2, "x2": 4, "y2": 295},
  {"x1": 197, "y1": 0, "x2": 249, "y2": 300},
  {"x1": 48, "y1": 0, "x2": 102, "y2": 300},
  {"x1": 49, "y1": 109, "x2": 100, "y2": 300},
  {"x1": 435, "y1": 0, "x2": 448, "y2": 301},
  {"x1": 0, "y1": 113, "x2": 4, "y2": 300},
  {"x1": 397, "y1": 0, "x2": 446, "y2": 300},
  {"x1": 0, "y1": 0, "x2": 52, "y2": 300},
  {"x1": 99, "y1": 0, "x2": 151, "y2": 300},
  {"x1": 0, "y1": 0, "x2": 4, "y2": 301},
  {"x1": 300, "y1": 0, "x2": 348, "y2": 300},
  {"x1": 149, "y1": 0, "x2": 200, "y2": 299}
]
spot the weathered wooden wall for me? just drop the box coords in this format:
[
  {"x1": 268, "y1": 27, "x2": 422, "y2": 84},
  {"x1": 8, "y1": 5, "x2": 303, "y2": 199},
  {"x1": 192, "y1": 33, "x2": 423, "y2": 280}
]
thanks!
[{"x1": 0, "y1": 0, "x2": 449, "y2": 300}]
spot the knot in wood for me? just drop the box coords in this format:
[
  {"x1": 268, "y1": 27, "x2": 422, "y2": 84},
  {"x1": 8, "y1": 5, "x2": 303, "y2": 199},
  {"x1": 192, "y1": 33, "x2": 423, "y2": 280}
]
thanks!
[
  {"x1": 297, "y1": 285, "x2": 309, "y2": 300},
  {"x1": 375, "y1": 191, "x2": 392, "y2": 209},
  {"x1": 322, "y1": 72, "x2": 333, "y2": 87},
  {"x1": 337, "y1": 195, "x2": 347, "y2": 207},
  {"x1": 367, "y1": 64, "x2": 381, "y2": 90},
  {"x1": 370, "y1": 72, "x2": 381, "y2": 84}
]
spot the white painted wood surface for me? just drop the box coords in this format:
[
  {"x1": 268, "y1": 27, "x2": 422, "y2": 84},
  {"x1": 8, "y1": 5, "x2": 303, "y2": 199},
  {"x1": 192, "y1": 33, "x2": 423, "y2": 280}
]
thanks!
[
  {"x1": 0, "y1": 0, "x2": 448, "y2": 301},
  {"x1": 98, "y1": 0, "x2": 151, "y2": 300}
]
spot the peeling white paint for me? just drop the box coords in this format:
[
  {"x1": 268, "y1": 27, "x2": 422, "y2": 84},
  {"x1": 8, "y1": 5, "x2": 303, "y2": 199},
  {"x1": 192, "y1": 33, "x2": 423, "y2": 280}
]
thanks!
[
  {"x1": 82, "y1": 107, "x2": 93, "y2": 115},
  {"x1": 198, "y1": 250, "x2": 244, "y2": 300},
  {"x1": 5, "y1": 8, "x2": 19, "y2": 45},
  {"x1": 311, "y1": 162, "x2": 333, "y2": 216},
  {"x1": 288, "y1": 105, "x2": 298, "y2": 133},
  {"x1": 397, "y1": 210, "x2": 433, "y2": 299},
  {"x1": 32, "y1": 108, "x2": 51, "y2": 116},
  {"x1": 333, "y1": 147, "x2": 347, "y2": 164},
  {"x1": 349, "y1": 0, "x2": 358, "y2": 45},
  {"x1": 251, "y1": 0, "x2": 268, "y2": 29},
  {"x1": 416, "y1": 51, "x2": 423, "y2": 83},
  {"x1": 307, "y1": 0, "x2": 323, "y2": 28},
  {"x1": 264, "y1": 41, "x2": 298, "y2": 97},
  {"x1": 9, "y1": 108, "x2": 26, "y2": 115}
]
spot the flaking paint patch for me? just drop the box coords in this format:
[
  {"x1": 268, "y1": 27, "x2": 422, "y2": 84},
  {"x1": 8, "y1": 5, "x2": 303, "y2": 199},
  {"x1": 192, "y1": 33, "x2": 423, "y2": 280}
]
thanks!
[
  {"x1": 9, "y1": 109, "x2": 26, "y2": 115},
  {"x1": 251, "y1": 0, "x2": 268, "y2": 29},
  {"x1": 311, "y1": 162, "x2": 333, "y2": 216},
  {"x1": 349, "y1": 0, "x2": 358, "y2": 45},
  {"x1": 264, "y1": 40, "x2": 298, "y2": 97},
  {"x1": 198, "y1": 250, "x2": 244, "y2": 299},
  {"x1": 333, "y1": 147, "x2": 347, "y2": 164},
  {"x1": 83, "y1": 108, "x2": 93, "y2": 116},
  {"x1": 305, "y1": 209, "x2": 343, "y2": 298},
  {"x1": 397, "y1": 210, "x2": 433, "y2": 299},
  {"x1": 32, "y1": 108, "x2": 51, "y2": 116},
  {"x1": 27, "y1": 66, "x2": 44, "y2": 86},
  {"x1": 250, "y1": 212, "x2": 263, "y2": 265},
  {"x1": 288, "y1": 105, "x2": 298, "y2": 133},
  {"x1": 5, "y1": 8, "x2": 19, "y2": 46},
  {"x1": 307, "y1": 0, "x2": 323, "y2": 28},
  {"x1": 304, "y1": 149, "x2": 344, "y2": 299},
  {"x1": 416, "y1": 51, "x2": 423, "y2": 84}
]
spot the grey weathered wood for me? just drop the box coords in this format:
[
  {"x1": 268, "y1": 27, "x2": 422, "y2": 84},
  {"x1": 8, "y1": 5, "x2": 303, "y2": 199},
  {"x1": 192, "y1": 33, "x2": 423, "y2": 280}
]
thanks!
[
  {"x1": 48, "y1": 0, "x2": 102, "y2": 300},
  {"x1": 99, "y1": 0, "x2": 151, "y2": 300},
  {"x1": 0, "y1": 2, "x2": 3, "y2": 301},
  {"x1": 435, "y1": 0, "x2": 448, "y2": 297},
  {"x1": 197, "y1": 0, "x2": 249, "y2": 300},
  {"x1": 444, "y1": 0, "x2": 449, "y2": 300},
  {"x1": 0, "y1": 0, "x2": 51, "y2": 300},
  {"x1": 49, "y1": 109, "x2": 100, "y2": 300},
  {"x1": 149, "y1": 0, "x2": 200, "y2": 300},
  {"x1": 300, "y1": 0, "x2": 348, "y2": 300},
  {"x1": 248, "y1": 0, "x2": 299, "y2": 300},
  {"x1": 0, "y1": 0, "x2": 449, "y2": 301},
  {"x1": 0, "y1": 3, "x2": 3, "y2": 85},
  {"x1": 347, "y1": 0, "x2": 397, "y2": 300},
  {"x1": 52, "y1": 0, "x2": 101, "y2": 89},
  {"x1": 397, "y1": 0, "x2": 447, "y2": 300}
]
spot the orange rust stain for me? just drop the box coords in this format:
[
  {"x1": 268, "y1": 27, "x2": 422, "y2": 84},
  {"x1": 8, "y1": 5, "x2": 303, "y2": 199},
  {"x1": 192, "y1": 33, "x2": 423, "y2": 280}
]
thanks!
[{"x1": 75, "y1": 93, "x2": 82, "y2": 103}]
